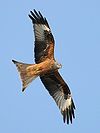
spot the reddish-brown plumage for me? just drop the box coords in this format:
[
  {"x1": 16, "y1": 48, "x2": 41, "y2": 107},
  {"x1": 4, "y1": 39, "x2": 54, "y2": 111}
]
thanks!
[
  {"x1": 46, "y1": 42, "x2": 54, "y2": 60},
  {"x1": 12, "y1": 9, "x2": 75, "y2": 124}
]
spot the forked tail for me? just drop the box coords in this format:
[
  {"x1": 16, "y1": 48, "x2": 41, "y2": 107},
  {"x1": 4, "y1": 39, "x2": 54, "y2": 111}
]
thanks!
[{"x1": 12, "y1": 60, "x2": 39, "y2": 91}]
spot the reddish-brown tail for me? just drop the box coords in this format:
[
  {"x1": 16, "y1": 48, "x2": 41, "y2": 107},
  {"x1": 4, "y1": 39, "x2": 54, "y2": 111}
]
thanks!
[{"x1": 12, "y1": 60, "x2": 39, "y2": 91}]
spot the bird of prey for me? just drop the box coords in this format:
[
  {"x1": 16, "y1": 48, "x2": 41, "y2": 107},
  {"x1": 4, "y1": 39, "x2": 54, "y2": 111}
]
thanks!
[{"x1": 12, "y1": 9, "x2": 75, "y2": 124}]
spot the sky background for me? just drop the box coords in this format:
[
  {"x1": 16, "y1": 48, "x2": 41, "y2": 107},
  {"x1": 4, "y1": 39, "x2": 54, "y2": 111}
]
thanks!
[{"x1": 0, "y1": 0, "x2": 100, "y2": 133}]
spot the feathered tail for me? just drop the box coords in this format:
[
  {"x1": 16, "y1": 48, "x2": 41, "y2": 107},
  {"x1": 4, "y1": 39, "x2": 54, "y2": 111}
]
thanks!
[{"x1": 12, "y1": 60, "x2": 39, "y2": 91}]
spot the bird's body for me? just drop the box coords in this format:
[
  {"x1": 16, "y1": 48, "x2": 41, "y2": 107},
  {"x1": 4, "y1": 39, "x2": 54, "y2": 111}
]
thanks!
[
  {"x1": 12, "y1": 9, "x2": 75, "y2": 124},
  {"x1": 12, "y1": 58, "x2": 61, "y2": 91}
]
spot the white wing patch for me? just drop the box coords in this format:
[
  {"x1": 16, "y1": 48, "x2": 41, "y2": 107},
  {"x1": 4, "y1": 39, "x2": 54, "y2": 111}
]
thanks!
[
  {"x1": 53, "y1": 91, "x2": 72, "y2": 112},
  {"x1": 34, "y1": 24, "x2": 50, "y2": 41},
  {"x1": 42, "y1": 25, "x2": 50, "y2": 31}
]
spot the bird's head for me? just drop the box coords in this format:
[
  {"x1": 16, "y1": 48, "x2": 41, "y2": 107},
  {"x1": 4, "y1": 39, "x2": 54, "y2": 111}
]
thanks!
[{"x1": 54, "y1": 61, "x2": 62, "y2": 69}]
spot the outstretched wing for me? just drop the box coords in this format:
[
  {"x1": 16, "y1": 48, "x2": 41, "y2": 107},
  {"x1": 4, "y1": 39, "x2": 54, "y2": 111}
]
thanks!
[
  {"x1": 29, "y1": 9, "x2": 55, "y2": 63},
  {"x1": 40, "y1": 71, "x2": 75, "y2": 124}
]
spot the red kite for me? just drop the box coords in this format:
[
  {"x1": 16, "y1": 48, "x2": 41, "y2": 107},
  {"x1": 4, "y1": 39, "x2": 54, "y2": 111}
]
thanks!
[{"x1": 12, "y1": 9, "x2": 75, "y2": 124}]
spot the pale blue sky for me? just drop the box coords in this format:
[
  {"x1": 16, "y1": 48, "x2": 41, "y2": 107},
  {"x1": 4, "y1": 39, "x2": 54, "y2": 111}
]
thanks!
[{"x1": 0, "y1": 0, "x2": 100, "y2": 133}]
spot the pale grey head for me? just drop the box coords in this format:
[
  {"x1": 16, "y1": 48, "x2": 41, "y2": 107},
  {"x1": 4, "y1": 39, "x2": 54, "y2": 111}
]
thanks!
[{"x1": 53, "y1": 60, "x2": 62, "y2": 69}]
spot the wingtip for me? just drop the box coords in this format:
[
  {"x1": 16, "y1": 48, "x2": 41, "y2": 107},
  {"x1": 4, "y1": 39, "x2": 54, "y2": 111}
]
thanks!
[
  {"x1": 66, "y1": 109, "x2": 69, "y2": 124},
  {"x1": 28, "y1": 14, "x2": 33, "y2": 20},
  {"x1": 22, "y1": 86, "x2": 26, "y2": 92},
  {"x1": 34, "y1": 9, "x2": 38, "y2": 14},
  {"x1": 12, "y1": 59, "x2": 17, "y2": 64},
  {"x1": 28, "y1": 10, "x2": 37, "y2": 22},
  {"x1": 63, "y1": 110, "x2": 66, "y2": 123},
  {"x1": 22, "y1": 88, "x2": 25, "y2": 92},
  {"x1": 33, "y1": 9, "x2": 36, "y2": 12},
  {"x1": 63, "y1": 107, "x2": 75, "y2": 124},
  {"x1": 30, "y1": 10, "x2": 33, "y2": 14},
  {"x1": 72, "y1": 99, "x2": 76, "y2": 110}
]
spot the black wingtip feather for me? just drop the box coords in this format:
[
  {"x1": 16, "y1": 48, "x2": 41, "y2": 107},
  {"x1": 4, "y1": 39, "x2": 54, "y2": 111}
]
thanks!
[
  {"x1": 33, "y1": 9, "x2": 37, "y2": 13},
  {"x1": 45, "y1": 18, "x2": 50, "y2": 29},
  {"x1": 70, "y1": 104, "x2": 74, "y2": 119},
  {"x1": 12, "y1": 59, "x2": 17, "y2": 64},
  {"x1": 22, "y1": 87, "x2": 26, "y2": 92},
  {"x1": 30, "y1": 11, "x2": 38, "y2": 21},
  {"x1": 69, "y1": 107, "x2": 72, "y2": 124},
  {"x1": 67, "y1": 109, "x2": 69, "y2": 124},
  {"x1": 62, "y1": 99, "x2": 75, "y2": 124},
  {"x1": 72, "y1": 108, "x2": 75, "y2": 119},
  {"x1": 38, "y1": 11, "x2": 44, "y2": 19},
  {"x1": 63, "y1": 110, "x2": 66, "y2": 123},
  {"x1": 72, "y1": 99, "x2": 76, "y2": 109},
  {"x1": 28, "y1": 9, "x2": 50, "y2": 28},
  {"x1": 34, "y1": 9, "x2": 40, "y2": 18},
  {"x1": 28, "y1": 14, "x2": 33, "y2": 20}
]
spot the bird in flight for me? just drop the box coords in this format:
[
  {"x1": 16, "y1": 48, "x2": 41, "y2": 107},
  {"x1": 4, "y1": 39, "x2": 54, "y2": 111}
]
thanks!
[{"x1": 12, "y1": 9, "x2": 75, "y2": 124}]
